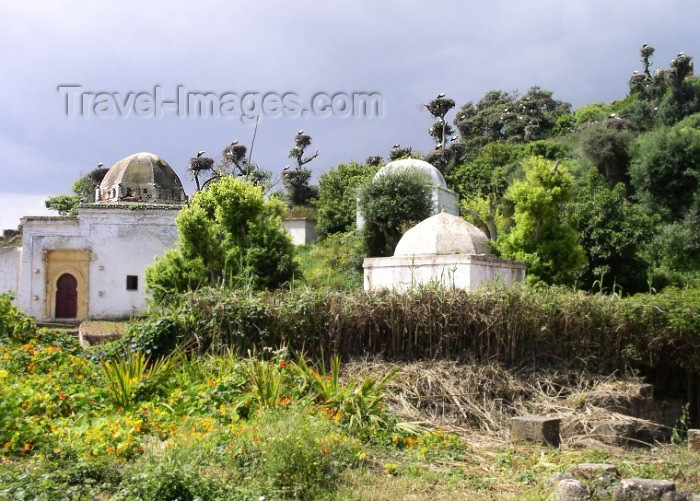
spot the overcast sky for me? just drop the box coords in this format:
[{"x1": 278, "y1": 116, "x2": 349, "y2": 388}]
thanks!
[{"x1": 1, "y1": 0, "x2": 698, "y2": 230}]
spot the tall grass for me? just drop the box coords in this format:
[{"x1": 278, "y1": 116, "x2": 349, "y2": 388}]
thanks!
[
  {"x1": 146, "y1": 284, "x2": 697, "y2": 370},
  {"x1": 119, "y1": 284, "x2": 700, "y2": 415}
]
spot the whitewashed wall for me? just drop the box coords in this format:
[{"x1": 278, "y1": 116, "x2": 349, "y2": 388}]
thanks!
[
  {"x1": 18, "y1": 208, "x2": 179, "y2": 321},
  {"x1": 0, "y1": 247, "x2": 22, "y2": 298},
  {"x1": 363, "y1": 254, "x2": 525, "y2": 291},
  {"x1": 282, "y1": 218, "x2": 317, "y2": 245}
]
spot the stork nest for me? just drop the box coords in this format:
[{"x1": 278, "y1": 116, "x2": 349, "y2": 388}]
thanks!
[
  {"x1": 425, "y1": 97, "x2": 456, "y2": 118},
  {"x1": 189, "y1": 157, "x2": 214, "y2": 172},
  {"x1": 366, "y1": 155, "x2": 383, "y2": 167}
]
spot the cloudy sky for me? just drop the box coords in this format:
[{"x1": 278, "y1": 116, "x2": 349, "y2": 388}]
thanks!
[{"x1": 1, "y1": 0, "x2": 698, "y2": 230}]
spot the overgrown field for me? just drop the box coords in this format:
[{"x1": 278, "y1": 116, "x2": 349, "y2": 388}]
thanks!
[
  {"x1": 2, "y1": 287, "x2": 699, "y2": 499},
  {"x1": 112, "y1": 284, "x2": 700, "y2": 398}
]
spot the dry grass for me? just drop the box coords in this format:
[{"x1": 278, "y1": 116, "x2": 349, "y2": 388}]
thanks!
[{"x1": 344, "y1": 359, "x2": 669, "y2": 447}]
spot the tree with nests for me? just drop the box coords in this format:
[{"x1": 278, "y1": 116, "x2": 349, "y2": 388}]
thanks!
[
  {"x1": 387, "y1": 144, "x2": 412, "y2": 161},
  {"x1": 218, "y1": 140, "x2": 271, "y2": 188},
  {"x1": 282, "y1": 130, "x2": 319, "y2": 207},
  {"x1": 423, "y1": 92, "x2": 465, "y2": 174}
]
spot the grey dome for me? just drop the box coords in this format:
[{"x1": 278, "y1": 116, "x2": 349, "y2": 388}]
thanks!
[
  {"x1": 97, "y1": 152, "x2": 186, "y2": 204},
  {"x1": 374, "y1": 158, "x2": 447, "y2": 188},
  {"x1": 394, "y1": 211, "x2": 491, "y2": 256}
]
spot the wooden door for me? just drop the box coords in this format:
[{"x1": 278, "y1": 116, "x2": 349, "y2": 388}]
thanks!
[{"x1": 55, "y1": 273, "x2": 78, "y2": 318}]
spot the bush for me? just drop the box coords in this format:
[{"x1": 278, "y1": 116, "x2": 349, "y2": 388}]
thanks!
[
  {"x1": 358, "y1": 168, "x2": 433, "y2": 257},
  {"x1": 146, "y1": 177, "x2": 297, "y2": 304},
  {"x1": 126, "y1": 284, "x2": 700, "y2": 376},
  {"x1": 241, "y1": 408, "x2": 362, "y2": 498},
  {"x1": 294, "y1": 231, "x2": 365, "y2": 290}
]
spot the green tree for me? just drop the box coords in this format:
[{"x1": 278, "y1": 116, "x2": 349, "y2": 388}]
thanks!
[
  {"x1": 566, "y1": 171, "x2": 657, "y2": 293},
  {"x1": 315, "y1": 162, "x2": 376, "y2": 238},
  {"x1": 650, "y1": 205, "x2": 700, "y2": 274},
  {"x1": 448, "y1": 142, "x2": 522, "y2": 240},
  {"x1": 146, "y1": 177, "x2": 297, "y2": 303},
  {"x1": 453, "y1": 87, "x2": 570, "y2": 159},
  {"x1": 496, "y1": 157, "x2": 586, "y2": 285},
  {"x1": 630, "y1": 112, "x2": 700, "y2": 221},
  {"x1": 578, "y1": 116, "x2": 636, "y2": 185},
  {"x1": 45, "y1": 166, "x2": 109, "y2": 215},
  {"x1": 358, "y1": 169, "x2": 433, "y2": 257}
]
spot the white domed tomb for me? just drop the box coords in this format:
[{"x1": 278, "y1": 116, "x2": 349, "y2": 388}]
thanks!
[{"x1": 363, "y1": 212, "x2": 525, "y2": 291}]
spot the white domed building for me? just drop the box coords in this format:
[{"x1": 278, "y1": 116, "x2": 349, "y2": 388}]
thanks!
[
  {"x1": 363, "y1": 211, "x2": 525, "y2": 291},
  {"x1": 0, "y1": 153, "x2": 187, "y2": 322},
  {"x1": 356, "y1": 158, "x2": 460, "y2": 228}
]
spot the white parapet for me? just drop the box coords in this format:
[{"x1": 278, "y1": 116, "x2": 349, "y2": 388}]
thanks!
[{"x1": 363, "y1": 253, "x2": 526, "y2": 291}]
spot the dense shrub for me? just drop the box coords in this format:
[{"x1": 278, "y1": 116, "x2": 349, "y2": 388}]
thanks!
[{"x1": 125, "y1": 285, "x2": 700, "y2": 377}]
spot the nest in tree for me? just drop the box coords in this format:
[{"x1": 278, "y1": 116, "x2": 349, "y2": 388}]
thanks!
[
  {"x1": 425, "y1": 148, "x2": 452, "y2": 173},
  {"x1": 426, "y1": 97, "x2": 456, "y2": 118},
  {"x1": 366, "y1": 155, "x2": 382, "y2": 167},
  {"x1": 603, "y1": 116, "x2": 634, "y2": 131},
  {"x1": 295, "y1": 133, "x2": 312, "y2": 148},
  {"x1": 227, "y1": 144, "x2": 247, "y2": 162},
  {"x1": 189, "y1": 156, "x2": 214, "y2": 173},
  {"x1": 389, "y1": 146, "x2": 412, "y2": 160}
]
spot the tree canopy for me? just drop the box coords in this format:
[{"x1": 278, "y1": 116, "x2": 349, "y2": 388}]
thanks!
[{"x1": 146, "y1": 176, "x2": 297, "y2": 303}]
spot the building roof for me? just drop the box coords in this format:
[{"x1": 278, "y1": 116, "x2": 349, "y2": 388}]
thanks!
[
  {"x1": 394, "y1": 211, "x2": 491, "y2": 256},
  {"x1": 97, "y1": 152, "x2": 186, "y2": 205},
  {"x1": 374, "y1": 158, "x2": 447, "y2": 188}
]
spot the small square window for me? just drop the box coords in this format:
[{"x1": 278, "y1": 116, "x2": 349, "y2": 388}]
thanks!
[{"x1": 126, "y1": 275, "x2": 138, "y2": 290}]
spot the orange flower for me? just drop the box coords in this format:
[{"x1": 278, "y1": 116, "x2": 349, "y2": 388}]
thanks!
[
  {"x1": 207, "y1": 380, "x2": 216, "y2": 388},
  {"x1": 58, "y1": 393, "x2": 66, "y2": 400},
  {"x1": 279, "y1": 396, "x2": 292, "y2": 406},
  {"x1": 279, "y1": 361, "x2": 287, "y2": 369}
]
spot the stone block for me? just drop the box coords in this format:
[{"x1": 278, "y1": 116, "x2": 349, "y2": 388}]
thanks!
[
  {"x1": 594, "y1": 420, "x2": 663, "y2": 447},
  {"x1": 510, "y1": 415, "x2": 561, "y2": 447},
  {"x1": 613, "y1": 478, "x2": 675, "y2": 500},
  {"x1": 553, "y1": 479, "x2": 590, "y2": 501},
  {"x1": 568, "y1": 463, "x2": 619, "y2": 480},
  {"x1": 662, "y1": 490, "x2": 698, "y2": 501},
  {"x1": 689, "y1": 429, "x2": 700, "y2": 452}
]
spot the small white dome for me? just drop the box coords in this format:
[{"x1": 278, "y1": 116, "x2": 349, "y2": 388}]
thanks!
[
  {"x1": 374, "y1": 159, "x2": 447, "y2": 188},
  {"x1": 394, "y1": 211, "x2": 491, "y2": 256}
]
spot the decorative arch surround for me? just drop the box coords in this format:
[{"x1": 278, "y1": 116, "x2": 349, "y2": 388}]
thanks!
[{"x1": 44, "y1": 250, "x2": 90, "y2": 320}]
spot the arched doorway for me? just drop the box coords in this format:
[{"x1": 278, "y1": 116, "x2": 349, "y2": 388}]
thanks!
[{"x1": 55, "y1": 273, "x2": 78, "y2": 318}]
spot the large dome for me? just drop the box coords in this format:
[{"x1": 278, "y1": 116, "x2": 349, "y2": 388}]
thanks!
[
  {"x1": 97, "y1": 152, "x2": 187, "y2": 204},
  {"x1": 394, "y1": 211, "x2": 491, "y2": 256},
  {"x1": 374, "y1": 158, "x2": 447, "y2": 188}
]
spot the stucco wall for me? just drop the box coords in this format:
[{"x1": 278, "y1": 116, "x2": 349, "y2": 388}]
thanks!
[
  {"x1": 363, "y1": 254, "x2": 525, "y2": 291},
  {"x1": 0, "y1": 247, "x2": 22, "y2": 298},
  {"x1": 18, "y1": 208, "x2": 179, "y2": 321},
  {"x1": 282, "y1": 218, "x2": 317, "y2": 245}
]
